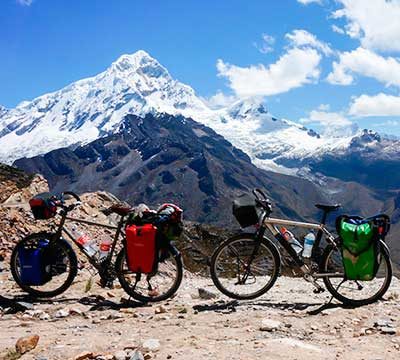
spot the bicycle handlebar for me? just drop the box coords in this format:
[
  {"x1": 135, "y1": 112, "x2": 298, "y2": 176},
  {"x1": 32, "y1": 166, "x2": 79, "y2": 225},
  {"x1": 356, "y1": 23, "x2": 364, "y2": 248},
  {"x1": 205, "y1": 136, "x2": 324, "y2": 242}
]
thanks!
[
  {"x1": 58, "y1": 191, "x2": 82, "y2": 213},
  {"x1": 252, "y1": 188, "x2": 272, "y2": 213},
  {"x1": 61, "y1": 191, "x2": 81, "y2": 202},
  {"x1": 252, "y1": 188, "x2": 267, "y2": 201}
]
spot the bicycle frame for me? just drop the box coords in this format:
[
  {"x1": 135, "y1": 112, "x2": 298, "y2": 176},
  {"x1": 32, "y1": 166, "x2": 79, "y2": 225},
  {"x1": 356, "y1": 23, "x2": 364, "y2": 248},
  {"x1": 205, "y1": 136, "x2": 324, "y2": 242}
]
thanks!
[
  {"x1": 51, "y1": 210, "x2": 126, "y2": 271},
  {"x1": 260, "y1": 215, "x2": 343, "y2": 279}
]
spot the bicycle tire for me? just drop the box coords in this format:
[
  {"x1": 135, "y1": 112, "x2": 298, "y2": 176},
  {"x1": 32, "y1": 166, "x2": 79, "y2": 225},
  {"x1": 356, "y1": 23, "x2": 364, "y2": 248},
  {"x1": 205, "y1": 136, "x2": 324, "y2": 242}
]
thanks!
[
  {"x1": 10, "y1": 232, "x2": 78, "y2": 298},
  {"x1": 115, "y1": 247, "x2": 183, "y2": 303},
  {"x1": 210, "y1": 233, "x2": 280, "y2": 300},
  {"x1": 321, "y1": 241, "x2": 392, "y2": 306}
]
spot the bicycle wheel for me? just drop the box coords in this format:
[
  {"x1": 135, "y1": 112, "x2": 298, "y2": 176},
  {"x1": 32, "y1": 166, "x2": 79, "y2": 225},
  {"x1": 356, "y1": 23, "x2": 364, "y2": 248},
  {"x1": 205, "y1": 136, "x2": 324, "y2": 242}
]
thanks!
[
  {"x1": 10, "y1": 233, "x2": 78, "y2": 298},
  {"x1": 321, "y1": 241, "x2": 392, "y2": 306},
  {"x1": 210, "y1": 234, "x2": 280, "y2": 300},
  {"x1": 115, "y1": 247, "x2": 183, "y2": 302}
]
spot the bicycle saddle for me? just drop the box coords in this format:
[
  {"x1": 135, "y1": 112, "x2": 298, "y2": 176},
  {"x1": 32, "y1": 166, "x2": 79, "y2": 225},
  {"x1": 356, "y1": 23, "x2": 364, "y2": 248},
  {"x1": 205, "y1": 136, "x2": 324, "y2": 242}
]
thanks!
[{"x1": 315, "y1": 203, "x2": 341, "y2": 212}]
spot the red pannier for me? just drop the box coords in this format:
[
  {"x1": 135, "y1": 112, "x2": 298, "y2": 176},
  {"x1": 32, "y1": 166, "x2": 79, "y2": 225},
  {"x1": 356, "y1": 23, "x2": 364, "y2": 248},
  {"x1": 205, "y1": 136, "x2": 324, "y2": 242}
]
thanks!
[
  {"x1": 29, "y1": 193, "x2": 58, "y2": 220},
  {"x1": 125, "y1": 224, "x2": 157, "y2": 273}
]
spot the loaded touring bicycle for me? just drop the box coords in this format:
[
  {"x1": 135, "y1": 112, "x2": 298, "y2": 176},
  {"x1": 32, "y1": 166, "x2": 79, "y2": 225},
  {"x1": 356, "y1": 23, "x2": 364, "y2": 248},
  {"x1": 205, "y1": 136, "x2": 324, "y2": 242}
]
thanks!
[
  {"x1": 210, "y1": 189, "x2": 392, "y2": 306},
  {"x1": 10, "y1": 191, "x2": 184, "y2": 302}
]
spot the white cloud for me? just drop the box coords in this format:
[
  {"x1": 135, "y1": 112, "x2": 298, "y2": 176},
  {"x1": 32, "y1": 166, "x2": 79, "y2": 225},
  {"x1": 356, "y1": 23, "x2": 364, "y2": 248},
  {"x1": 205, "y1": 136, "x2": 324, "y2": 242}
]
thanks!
[
  {"x1": 327, "y1": 47, "x2": 400, "y2": 87},
  {"x1": 254, "y1": 34, "x2": 275, "y2": 54},
  {"x1": 297, "y1": 0, "x2": 322, "y2": 5},
  {"x1": 300, "y1": 109, "x2": 352, "y2": 127},
  {"x1": 286, "y1": 29, "x2": 333, "y2": 55},
  {"x1": 331, "y1": 25, "x2": 345, "y2": 35},
  {"x1": 217, "y1": 47, "x2": 321, "y2": 97},
  {"x1": 300, "y1": 108, "x2": 356, "y2": 136},
  {"x1": 373, "y1": 119, "x2": 400, "y2": 127},
  {"x1": 16, "y1": 0, "x2": 33, "y2": 6},
  {"x1": 317, "y1": 103, "x2": 330, "y2": 111},
  {"x1": 332, "y1": 0, "x2": 400, "y2": 52},
  {"x1": 349, "y1": 93, "x2": 400, "y2": 117},
  {"x1": 205, "y1": 91, "x2": 237, "y2": 109}
]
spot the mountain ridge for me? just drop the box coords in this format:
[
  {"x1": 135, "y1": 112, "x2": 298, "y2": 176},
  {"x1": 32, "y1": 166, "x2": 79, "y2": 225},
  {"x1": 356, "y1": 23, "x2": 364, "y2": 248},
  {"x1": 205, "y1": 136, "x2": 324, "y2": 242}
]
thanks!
[{"x1": 1, "y1": 49, "x2": 394, "y2": 177}]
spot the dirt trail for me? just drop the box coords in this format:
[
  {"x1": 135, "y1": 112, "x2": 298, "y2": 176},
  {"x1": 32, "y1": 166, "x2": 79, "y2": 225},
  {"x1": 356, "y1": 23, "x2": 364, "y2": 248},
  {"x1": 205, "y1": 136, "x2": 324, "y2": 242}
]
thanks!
[{"x1": 1, "y1": 268, "x2": 399, "y2": 360}]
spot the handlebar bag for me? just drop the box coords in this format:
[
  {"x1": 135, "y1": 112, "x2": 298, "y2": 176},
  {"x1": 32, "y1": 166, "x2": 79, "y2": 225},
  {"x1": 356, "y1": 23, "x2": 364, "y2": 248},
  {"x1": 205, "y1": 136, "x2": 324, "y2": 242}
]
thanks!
[
  {"x1": 232, "y1": 194, "x2": 262, "y2": 228},
  {"x1": 336, "y1": 215, "x2": 385, "y2": 281},
  {"x1": 125, "y1": 224, "x2": 157, "y2": 273},
  {"x1": 29, "y1": 192, "x2": 57, "y2": 220},
  {"x1": 18, "y1": 239, "x2": 53, "y2": 286}
]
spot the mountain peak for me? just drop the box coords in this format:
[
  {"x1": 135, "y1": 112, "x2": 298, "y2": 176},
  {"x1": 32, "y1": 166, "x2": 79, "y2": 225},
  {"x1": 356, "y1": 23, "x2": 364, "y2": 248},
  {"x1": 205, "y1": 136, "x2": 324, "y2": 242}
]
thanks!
[{"x1": 111, "y1": 50, "x2": 169, "y2": 79}]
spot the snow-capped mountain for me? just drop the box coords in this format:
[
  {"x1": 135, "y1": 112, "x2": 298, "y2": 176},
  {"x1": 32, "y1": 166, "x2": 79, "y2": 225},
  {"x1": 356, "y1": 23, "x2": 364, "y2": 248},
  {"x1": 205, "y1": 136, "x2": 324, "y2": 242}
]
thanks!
[
  {"x1": 0, "y1": 51, "x2": 210, "y2": 163},
  {"x1": 0, "y1": 50, "x2": 398, "y2": 180}
]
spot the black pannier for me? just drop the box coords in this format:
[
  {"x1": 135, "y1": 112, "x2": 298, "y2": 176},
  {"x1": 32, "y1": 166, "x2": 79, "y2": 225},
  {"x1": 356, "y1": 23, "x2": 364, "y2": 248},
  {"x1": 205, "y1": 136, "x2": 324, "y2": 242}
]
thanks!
[
  {"x1": 29, "y1": 192, "x2": 58, "y2": 220},
  {"x1": 233, "y1": 194, "x2": 263, "y2": 228}
]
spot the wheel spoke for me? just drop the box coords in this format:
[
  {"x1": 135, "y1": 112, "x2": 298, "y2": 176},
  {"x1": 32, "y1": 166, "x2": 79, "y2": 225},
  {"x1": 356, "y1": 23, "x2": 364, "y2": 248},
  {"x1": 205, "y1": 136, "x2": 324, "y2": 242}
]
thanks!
[{"x1": 211, "y1": 236, "x2": 279, "y2": 300}]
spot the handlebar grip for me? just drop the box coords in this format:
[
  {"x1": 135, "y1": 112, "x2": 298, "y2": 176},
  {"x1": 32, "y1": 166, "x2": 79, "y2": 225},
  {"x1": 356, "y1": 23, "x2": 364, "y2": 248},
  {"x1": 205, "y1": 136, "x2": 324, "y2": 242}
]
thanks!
[{"x1": 62, "y1": 191, "x2": 81, "y2": 202}]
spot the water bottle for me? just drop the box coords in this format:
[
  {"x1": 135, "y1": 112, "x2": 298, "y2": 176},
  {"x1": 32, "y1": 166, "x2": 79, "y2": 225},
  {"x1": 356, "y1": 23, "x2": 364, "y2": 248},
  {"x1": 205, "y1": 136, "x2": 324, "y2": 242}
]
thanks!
[
  {"x1": 302, "y1": 232, "x2": 316, "y2": 258},
  {"x1": 280, "y1": 227, "x2": 303, "y2": 255},
  {"x1": 73, "y1": 228, "x2": 98, "y2": 257},
  {"x1": 98, "y1": 238, "x2": 112, "y2": 261}
]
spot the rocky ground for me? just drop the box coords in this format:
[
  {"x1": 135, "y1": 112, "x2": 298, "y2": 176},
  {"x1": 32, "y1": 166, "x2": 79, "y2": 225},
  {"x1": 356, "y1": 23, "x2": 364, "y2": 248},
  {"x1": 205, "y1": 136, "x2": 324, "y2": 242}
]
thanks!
[{"x1": 0, "y1": 268, "x2": 399, "y2": 360}]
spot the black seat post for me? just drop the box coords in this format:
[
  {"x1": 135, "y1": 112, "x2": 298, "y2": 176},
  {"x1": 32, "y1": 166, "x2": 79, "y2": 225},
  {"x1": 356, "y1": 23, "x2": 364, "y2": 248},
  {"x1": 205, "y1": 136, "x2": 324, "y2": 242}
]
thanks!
[
  {"x1": 313, "y1": 210, "x2": 329, "y2": 257},
  {"x1": 320, "y1": 210, "x2": 328, "y2": 225}
]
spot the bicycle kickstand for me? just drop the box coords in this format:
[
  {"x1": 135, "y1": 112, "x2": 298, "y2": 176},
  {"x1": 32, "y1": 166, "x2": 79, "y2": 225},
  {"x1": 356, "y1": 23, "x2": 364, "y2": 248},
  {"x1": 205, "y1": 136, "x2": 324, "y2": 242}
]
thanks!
[{"x1": 303, "y1": 273, "x2": 325, "y2": 294}]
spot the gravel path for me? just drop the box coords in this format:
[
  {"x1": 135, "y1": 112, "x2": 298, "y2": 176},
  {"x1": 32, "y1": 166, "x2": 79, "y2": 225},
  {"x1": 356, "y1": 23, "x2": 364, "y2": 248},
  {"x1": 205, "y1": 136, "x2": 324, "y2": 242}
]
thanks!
[{"x1": 1, "y1": 269, "x2": 399, "y2": 360}]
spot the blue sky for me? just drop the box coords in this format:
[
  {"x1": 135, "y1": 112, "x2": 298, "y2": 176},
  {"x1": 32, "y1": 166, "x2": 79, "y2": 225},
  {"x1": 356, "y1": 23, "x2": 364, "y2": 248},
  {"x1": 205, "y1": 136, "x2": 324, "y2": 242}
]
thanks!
[{"x1": 1, "y1": 0, "x2": 400, "y2": 135}]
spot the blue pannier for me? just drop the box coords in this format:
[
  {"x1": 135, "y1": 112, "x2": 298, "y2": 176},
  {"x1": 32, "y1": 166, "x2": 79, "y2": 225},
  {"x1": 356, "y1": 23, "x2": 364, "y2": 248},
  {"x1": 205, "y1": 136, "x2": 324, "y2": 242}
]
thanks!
[{"x1": 18, "y1": 240, "x2": 52, "y2": 286}]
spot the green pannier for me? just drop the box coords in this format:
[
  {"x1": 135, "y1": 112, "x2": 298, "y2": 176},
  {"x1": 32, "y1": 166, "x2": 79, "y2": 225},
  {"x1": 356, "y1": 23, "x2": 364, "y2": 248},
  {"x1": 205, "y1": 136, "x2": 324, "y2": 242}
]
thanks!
[{"x1": 336, "y1": 215, "x2": 390, "y2": 281}]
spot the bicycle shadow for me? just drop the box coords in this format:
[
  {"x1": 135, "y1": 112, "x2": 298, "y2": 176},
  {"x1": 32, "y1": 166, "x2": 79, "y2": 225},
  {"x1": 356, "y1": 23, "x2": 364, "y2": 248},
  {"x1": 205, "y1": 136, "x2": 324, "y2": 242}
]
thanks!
[
  {"x1": 192, "y1": 299, "x2": 359, "y2": 315},
  {"x1": 0, "y1": 294, "x2": 148, "y2": 314}
]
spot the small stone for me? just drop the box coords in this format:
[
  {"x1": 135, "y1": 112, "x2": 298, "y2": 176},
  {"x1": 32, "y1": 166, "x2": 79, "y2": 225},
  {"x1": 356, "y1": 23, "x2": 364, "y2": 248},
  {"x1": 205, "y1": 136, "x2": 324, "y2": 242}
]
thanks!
[
  {"x1": 15, "y1": 334, "x2": 39, "y2": 354},
  {"x1": 143, "y1": 353, "x2": 152, "y2": 360},
  {"x1": 381, "y1": 327, "x2": 396, "y2": 335},
  {"x1": 54, "y1": 309, "x2": 69, "y2": 318},
  {"x1": 154, "y1": 306, "x2": 167, "y2": 314},
  {"x1": 69, "y1": 307, "x2": 84, "y2": 316},
  {"x1": 142, "y1": 339, "x2": 160, "y2": 352},
  {"x1": 198, "y1": 288, "x2": 217, "y2": 300},
  {"x1": 114, "y1": 350, "x2": 127, "y2": 360},
  {"x1": 260, "y1": 319, "x2": 282, "y2": 332},
  {"x1": 74, "y1": 351, "x2": 94, "y2": 360},
  {"x1": 375, "y1": 319, "x2": 392, "y2": 328},
  {"x1": 129, "y1": 349, "x2": 144, "y2": 360},
  {"x1": 39, "y1": 312, "x2": 50, "y2": 321},
  {"x1": 114, "y1": 350, "x2": 128, "y2": 360}
]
